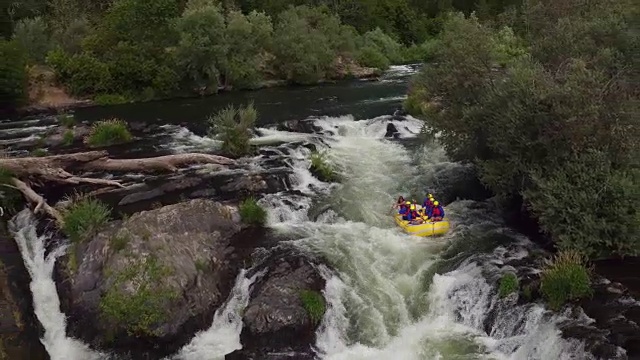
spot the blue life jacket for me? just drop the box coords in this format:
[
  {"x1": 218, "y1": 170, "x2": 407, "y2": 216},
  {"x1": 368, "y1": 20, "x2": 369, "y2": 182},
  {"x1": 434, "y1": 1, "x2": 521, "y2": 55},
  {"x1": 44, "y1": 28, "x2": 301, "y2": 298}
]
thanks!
[{"x1": 399, "y1": 206, "x2": 407, "y2": 215}]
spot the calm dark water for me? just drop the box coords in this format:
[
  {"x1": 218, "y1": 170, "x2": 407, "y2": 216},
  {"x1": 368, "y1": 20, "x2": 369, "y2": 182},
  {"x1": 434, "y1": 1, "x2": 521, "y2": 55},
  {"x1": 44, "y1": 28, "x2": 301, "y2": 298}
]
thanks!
[{"x1": 70, "y1": 67, "x2": 417, "y2": 132}]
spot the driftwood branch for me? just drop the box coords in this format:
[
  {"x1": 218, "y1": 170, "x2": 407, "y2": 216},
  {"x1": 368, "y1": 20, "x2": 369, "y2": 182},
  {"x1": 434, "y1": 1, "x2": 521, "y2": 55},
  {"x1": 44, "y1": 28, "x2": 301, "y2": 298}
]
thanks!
[
  {"x1": 0, "y1": 151, "x2": 236, "y2": 224},
  {"x1": 11, "y1": 177, "x2": 64, "y2": 224}
]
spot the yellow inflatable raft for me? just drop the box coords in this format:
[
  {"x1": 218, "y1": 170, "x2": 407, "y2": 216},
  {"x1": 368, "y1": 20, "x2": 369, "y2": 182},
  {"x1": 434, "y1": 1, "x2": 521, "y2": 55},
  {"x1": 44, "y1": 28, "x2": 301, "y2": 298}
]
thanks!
[{"x1": 393, "y1": 205, "x2": 450, "y2": 237}]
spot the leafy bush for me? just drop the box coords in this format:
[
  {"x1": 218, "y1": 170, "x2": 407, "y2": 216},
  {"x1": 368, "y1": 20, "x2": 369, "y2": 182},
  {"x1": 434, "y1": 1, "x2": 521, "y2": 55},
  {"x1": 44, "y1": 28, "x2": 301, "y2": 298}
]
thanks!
[
  {"x1": 525, "y1": 151, "x2": 640, "y2": 257},
  {"x1": 208, "y1": 103, "x2": 257, "y2": 157},
  {"x1": 498, "y1": 272, "x2": 519, "y2": 298},
  {"x1": 84, "y1": 118, "x2": 133, "y2": 147},
  {"x1": 46, "y1": 49, "x2": 112, "y2": 95},
  {"x1": 359, "y1": 28, "x2": 403, "y2": 64},
  {"x1": 238, "y1": 197, "x2": 267, "y2": 226},
  {"x1": 300, "y1": 289, "x2": 325, "y2": 325},
  {"x1": 356, "y1": 46, "x2": 390, "y2": 70},
  {"x1": 272, "y1": 6, "x2": 344, "y2": 84},
  {"x1": 61, "y1": 197, "x2": 111, "y2": 243},
  {"x1": 175, "y1": 1, "x2": 227, "y2": 93},
  {"x1": 540, "y1": 250, "x2": 593, "y2": 310},
  {"x1": 12, "y1": 17, "x2": 51, "y2": 64},
  {"x1": 0, "y1": 40, "x2": 28, "y2": 110},
  {"x1": 310, "y1": 150, "x2": 337, "y2": 182}
]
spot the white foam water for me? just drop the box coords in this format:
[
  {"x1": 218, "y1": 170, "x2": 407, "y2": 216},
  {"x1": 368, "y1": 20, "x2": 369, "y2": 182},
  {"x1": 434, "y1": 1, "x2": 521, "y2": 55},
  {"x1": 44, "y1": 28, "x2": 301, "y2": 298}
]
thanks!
[
  {"x1": 248, "y1": 114, "x2": 593, "y2": 360},
  {"x1": 9, "y1": 210, "x2": 106, "y2": 360},
  {"x1": 174, "y1": 269, "x2": 266, "y2": 360},
  {"x1": 10, "y1": 92, "x2": 600, "y2": 359}
]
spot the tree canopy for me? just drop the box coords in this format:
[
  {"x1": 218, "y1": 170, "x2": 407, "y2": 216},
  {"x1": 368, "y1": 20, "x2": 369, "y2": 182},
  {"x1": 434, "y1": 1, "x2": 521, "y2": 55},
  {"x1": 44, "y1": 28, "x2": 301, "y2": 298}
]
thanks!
[{"x1": 406, "y1": 0, "x2": 639, "y2": 259}]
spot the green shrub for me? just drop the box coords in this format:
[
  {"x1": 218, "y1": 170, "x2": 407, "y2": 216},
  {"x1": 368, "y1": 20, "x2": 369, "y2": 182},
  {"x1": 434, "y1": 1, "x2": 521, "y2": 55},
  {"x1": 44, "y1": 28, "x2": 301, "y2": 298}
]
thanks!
[
  {"x1": 540, "y1": 250, "x2": 593, "y2": 310},
  {"x1": 310, "y1": 150, "x2": 337, "y2": 182},
  {"x1": 58, "y1": 114, "x2": 75, "y2": 128},
  {"x1": 300, "y1": 289, "x2": 325, "y2": 325},
  {"x1": 47, "y1": 50, "x2": 114, "y2": 96},
  {"x1": 498, "y1": 272, "x2": 519, "y2": 298},
  {"x1": 356, "y1": 46, "x2": 390, "y2": 70},
  {"x1": 359, "y1": 28, "x2": 403, "y2": 64},
  {"x1": 208, "y1": 103, "x2": 257, "y2": 157},
  {"x1": 238, "y1": 197, "x2": 267, "y2": 226},
  {"x1": 62, "y1": 129, "x2": 75, "y2": 146},
  {"x1": 84, "y1": 118, "x2": 133, "y2": 147},
  {"x1": 61, "y1": 197, "x2": 111, "y2": 243}
]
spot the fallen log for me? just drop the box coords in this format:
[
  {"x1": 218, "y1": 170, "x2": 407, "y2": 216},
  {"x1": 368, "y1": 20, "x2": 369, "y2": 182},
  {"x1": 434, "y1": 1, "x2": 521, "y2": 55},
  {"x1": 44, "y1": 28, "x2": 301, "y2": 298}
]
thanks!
[{"x1": 0, "y1": 151, "x2": 236, "y2": 225}]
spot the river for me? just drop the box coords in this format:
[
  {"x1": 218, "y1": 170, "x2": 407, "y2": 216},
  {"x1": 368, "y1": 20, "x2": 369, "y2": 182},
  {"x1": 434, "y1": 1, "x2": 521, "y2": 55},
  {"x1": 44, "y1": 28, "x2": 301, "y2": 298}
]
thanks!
[{"x1": 4, "y1": 65, "x2": 605, "y2": 359}]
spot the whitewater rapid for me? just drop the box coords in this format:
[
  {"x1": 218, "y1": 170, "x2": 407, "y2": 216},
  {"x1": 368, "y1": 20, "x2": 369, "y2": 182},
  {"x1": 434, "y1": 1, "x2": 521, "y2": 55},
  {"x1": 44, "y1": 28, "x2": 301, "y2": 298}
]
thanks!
[{"x1": 6, "y1": 64, "x2": 597, "y2": 360}]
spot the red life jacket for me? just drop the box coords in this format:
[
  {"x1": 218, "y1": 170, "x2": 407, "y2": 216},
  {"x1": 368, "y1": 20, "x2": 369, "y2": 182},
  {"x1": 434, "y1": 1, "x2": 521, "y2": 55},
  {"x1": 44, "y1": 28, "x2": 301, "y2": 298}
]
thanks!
[{"x1": 432, "y1": 206, "x2": 442, "y2": 217}]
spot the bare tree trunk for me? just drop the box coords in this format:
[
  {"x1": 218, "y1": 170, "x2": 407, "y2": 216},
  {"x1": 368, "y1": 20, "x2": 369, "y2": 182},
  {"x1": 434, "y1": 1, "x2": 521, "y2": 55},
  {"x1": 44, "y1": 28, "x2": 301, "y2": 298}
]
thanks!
[{"x1": 0, "y1": 151, "x2": 236, "y2": 225}]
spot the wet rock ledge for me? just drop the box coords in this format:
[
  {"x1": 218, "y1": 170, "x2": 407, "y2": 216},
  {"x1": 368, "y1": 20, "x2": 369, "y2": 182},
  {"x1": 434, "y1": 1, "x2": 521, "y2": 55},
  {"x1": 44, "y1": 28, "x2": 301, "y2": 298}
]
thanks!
[{"x1": 53, "y1": 198, "x2": 328, "y2": 359}]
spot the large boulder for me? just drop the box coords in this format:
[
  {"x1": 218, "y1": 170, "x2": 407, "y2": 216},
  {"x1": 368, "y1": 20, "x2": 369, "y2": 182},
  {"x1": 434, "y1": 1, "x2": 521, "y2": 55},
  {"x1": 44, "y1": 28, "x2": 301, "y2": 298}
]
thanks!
[
  {"x1": 56, "y1": 199, "x2": 248, "y2": 358},
  {"x1": 226, "y1": 249, "x2": 327, "y2": 359}
]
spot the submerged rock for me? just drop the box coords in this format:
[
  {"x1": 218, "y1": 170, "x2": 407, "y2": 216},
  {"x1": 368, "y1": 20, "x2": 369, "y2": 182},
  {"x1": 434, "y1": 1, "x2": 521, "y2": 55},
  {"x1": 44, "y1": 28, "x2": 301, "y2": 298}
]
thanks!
[
  {"x1": 56, "y1": 199, "x2": 249, "y2": 358},
  {"x1": 276, "y1": 119, "x2": 323, "y2": 134},
  {"x1": 226, "y1": 249, "x2": 327, "y2": 359}
]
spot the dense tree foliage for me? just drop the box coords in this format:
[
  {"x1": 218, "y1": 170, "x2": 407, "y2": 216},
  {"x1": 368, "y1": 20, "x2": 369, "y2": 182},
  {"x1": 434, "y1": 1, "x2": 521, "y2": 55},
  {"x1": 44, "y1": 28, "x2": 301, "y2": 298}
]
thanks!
[
  {"x1": 1, "y1": 0, "x2": 524, "y2": 108},
  {"x1": 0, "y1": 40, "x2": 28, "y2": 110},
  {"x1": 407, "y1": 0, "x2": 639, "y2": 258}
]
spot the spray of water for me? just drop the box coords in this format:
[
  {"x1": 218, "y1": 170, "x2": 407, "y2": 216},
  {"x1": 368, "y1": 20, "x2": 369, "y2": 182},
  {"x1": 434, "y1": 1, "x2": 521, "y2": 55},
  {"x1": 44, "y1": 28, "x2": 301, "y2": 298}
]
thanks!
[
  {"x1": 9, "y1": 210, "x2": 106, "y2": 360},
  {"x1": 175, "y1": 269, "x2": 266, "y2": 360}
]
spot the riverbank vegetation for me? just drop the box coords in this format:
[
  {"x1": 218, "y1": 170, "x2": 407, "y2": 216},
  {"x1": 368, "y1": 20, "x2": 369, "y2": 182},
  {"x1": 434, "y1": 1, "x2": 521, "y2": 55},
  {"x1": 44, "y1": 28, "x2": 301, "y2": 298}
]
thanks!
[
  {"x1": 407, "y1": 0, "x2": 639, "y2": 259},
  {"x1": 1, "y1": 0, "x2": 524, "y2": 112},
  {"x1": 406, "y1": 0, "x2": 638, "y2": 307}
]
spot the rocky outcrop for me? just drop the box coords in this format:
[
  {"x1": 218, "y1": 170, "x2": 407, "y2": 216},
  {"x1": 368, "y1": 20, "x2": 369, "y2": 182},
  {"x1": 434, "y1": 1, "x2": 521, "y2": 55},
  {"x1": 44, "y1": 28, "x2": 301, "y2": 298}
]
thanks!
[
  {"x1": 55, "y1": 199, "x2": 250, "y2": 358},
  {"x1": 0, "y1": 220, "x2": 48, "y2": 360},
  {"x1": 80, "y1": 168, "x2": 292, "y2": 216},
  {"x1": 485, "y1": 246, "x2": 640, "y2": 360},
  {"x1": 226, "y1": 249, "x2": 327, "y2": 359}
]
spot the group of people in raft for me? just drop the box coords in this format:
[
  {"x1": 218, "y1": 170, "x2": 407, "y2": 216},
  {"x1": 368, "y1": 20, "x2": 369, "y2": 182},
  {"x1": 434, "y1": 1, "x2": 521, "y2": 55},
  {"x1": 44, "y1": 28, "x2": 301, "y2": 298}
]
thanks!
[{"x1": 393, "y1": 193, "x2": 445, "y2": 225}]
